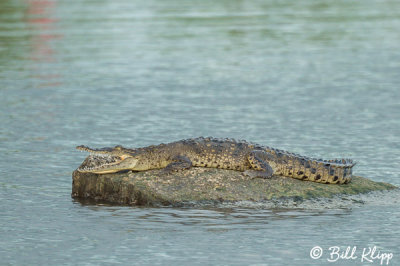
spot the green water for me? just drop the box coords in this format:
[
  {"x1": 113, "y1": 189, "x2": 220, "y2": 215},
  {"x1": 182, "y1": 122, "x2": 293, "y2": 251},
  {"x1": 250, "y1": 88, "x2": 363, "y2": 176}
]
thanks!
[{"x1": 1, "y1": 0, "x2": 400, "y2": 265}]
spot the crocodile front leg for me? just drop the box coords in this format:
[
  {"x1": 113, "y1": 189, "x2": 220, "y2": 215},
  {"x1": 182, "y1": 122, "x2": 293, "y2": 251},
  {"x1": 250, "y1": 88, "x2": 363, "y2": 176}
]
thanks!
[
  {"x1": 244, "y1": 150, "x2": 274, "y2": 178},
  {"x1": 162, "y1": 155, "x2": 193, "y2": 174}
]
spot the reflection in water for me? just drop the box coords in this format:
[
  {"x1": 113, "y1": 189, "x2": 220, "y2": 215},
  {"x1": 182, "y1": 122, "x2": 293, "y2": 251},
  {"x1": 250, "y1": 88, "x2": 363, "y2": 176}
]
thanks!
[
  {"x1": 77, "y1": 201, "x2": 353, "y2": 229},
  {"x1": 26, "y1": 0, "x2": 62, "y2": 87}
]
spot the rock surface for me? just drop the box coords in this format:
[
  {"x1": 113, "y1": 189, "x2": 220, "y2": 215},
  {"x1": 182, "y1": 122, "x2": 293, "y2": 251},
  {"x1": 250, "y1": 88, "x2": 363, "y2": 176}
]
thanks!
[{"x1": 72, "y1": 163, "x2": 397, "y2": 206}]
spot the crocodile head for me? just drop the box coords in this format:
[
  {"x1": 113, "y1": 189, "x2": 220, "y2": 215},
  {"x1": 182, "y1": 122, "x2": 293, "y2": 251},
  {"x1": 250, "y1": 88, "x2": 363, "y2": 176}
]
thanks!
[{"x1": 76, "y1": 145, "x2": 139, "y2": 174}]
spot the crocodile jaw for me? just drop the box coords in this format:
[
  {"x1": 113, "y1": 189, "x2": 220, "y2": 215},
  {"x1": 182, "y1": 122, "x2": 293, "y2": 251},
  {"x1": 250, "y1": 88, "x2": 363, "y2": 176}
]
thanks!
[{"x1": 77, "y1": 154, "x2": 138, "y2": 174}]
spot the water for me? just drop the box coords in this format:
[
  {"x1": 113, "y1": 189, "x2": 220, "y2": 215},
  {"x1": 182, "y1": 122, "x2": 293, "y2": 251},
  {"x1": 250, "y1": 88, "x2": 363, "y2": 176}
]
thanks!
[{"x1": 1, "y1": 0, "x2": 400, "y2": 265}]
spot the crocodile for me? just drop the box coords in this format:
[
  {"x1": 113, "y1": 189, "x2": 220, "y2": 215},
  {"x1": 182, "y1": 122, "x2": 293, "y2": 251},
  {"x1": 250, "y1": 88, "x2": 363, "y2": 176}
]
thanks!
[{"x1": 76, "y1": 137, "x2": 356, "y2": 184}]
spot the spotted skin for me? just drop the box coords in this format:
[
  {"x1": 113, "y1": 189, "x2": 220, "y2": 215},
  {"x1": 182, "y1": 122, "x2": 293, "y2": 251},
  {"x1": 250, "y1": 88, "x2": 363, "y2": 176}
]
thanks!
[{"x1": 77, "y1": 137, "x2": 356, "y2": 184}]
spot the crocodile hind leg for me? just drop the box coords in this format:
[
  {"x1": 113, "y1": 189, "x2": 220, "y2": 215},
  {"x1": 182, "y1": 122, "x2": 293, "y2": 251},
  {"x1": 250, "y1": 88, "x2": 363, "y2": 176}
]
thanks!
[
  {"x1": 243, "y1": 150, "x2": 274, "y2": 179},
  {"x1": 161, "y1": 155, "x2": 192, "y2": 174}
]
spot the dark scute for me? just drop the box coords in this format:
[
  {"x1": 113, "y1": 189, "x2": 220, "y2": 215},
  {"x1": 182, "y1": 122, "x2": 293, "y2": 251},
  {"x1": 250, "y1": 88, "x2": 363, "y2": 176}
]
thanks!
[{"x1": 311, "y1": 168, "x2": 316, "y2": 174}]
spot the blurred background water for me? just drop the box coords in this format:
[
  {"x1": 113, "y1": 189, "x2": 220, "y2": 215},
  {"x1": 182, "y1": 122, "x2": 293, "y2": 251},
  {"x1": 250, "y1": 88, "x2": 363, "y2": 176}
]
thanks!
[{"x1": 1, "y1": 0, "x2": 399, "y2": 265}]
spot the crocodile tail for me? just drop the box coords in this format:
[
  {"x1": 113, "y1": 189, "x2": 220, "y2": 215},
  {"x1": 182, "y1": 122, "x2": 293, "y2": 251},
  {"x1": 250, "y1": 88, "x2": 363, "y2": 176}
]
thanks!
[{"x1": 285, "y1": 156, "x2": 355, "y2": 184}]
